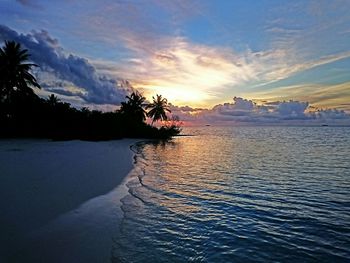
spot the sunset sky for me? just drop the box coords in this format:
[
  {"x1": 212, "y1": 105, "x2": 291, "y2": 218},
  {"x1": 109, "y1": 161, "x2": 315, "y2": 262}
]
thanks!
[{"x1": 1, "y1": 0, "x2": 350, "y2": 124}]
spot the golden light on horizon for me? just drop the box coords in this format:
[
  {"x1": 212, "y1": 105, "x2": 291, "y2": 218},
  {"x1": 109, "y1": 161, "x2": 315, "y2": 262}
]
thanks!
[
  {"x1": 243, "y1": 82, "x2": 350, "y2": 112},
  {"x1": 113, "y1": 38, "x2": 256, "y2": 107},
  {"x1": 135, "y1": 82, "x2": 213, "y2": 106}
]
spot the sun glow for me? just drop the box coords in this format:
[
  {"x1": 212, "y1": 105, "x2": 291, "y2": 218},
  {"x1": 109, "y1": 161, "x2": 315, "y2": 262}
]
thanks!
[
  {"x1": 109, "y1": 37, "x2": 256, "y2": 107},
  {"x1": 136, "y1": 83, "x2": 210, "y2": 106}
]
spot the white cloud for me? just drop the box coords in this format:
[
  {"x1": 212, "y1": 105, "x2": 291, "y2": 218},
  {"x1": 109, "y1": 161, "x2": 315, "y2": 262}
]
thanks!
[
  {"x1": 92, "y1": 28, "x2": 350, "y2": 108},
  {"x1": 169, "y1": 97, "x2": 350, "y2": 125},
  {"x1": 246, "y1": 82, "x2": 350, "y2": 111}
]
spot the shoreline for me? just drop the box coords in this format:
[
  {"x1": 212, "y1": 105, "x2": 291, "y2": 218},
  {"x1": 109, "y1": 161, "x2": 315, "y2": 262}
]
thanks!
[{"x1": 0, "y1": 138, "x2": 140, "y2": 262}]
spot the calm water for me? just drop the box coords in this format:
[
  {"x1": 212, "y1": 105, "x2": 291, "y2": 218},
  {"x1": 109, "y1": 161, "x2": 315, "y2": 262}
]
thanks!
[{"x1": 114, "y1": 126, "x2": 350, "y2": 262}]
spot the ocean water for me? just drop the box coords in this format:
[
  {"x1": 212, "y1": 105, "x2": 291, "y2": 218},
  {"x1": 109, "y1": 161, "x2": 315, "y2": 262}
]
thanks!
[{"x1": 114, "y1": 126, "x2": 350, "y2": 262}]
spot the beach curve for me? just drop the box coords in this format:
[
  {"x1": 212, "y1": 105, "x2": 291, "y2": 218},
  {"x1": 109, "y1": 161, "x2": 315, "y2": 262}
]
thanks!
[{"x1": 0, "y1": 139, "x2": 139, "y2": 262}]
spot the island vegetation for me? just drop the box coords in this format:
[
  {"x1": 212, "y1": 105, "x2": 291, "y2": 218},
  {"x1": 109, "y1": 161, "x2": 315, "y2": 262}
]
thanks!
[{"x1": 0, "y1": 41, "x2": 181, "y2": 140}]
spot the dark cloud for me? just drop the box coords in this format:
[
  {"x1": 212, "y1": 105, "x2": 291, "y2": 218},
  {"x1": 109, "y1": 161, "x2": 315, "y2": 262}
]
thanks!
[
  {"x1": 44, "y1": 88, "x2": 85, "y2": 98},
  {"x1": 0, "y1": 25, "x2": 130, "y2": 105}
]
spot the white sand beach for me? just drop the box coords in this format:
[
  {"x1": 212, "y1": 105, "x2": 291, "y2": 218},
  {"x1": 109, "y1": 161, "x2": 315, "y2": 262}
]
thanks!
[{"x1": 0, "y1": 139, "x2": 138, "y2": 262}]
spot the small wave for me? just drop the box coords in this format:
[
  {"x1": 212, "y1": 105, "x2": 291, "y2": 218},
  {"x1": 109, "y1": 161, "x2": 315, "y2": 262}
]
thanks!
[{"x1": 113, "y1": 127, "x2": 350, "y2": 262}]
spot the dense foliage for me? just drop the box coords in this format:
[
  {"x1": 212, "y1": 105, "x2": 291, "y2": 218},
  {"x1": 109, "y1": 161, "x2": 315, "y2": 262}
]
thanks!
[{"x1": 0, "y1": 41, "x2": 181, "y2": 140}]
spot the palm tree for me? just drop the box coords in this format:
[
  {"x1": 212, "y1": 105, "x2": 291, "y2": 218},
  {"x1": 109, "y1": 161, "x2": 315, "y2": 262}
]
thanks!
[
  {"x1": 146, "y1": 94, "x2": 171, "y2": 125},
  {"x1": 119, "y1": 91, "x2": 147, "y2": 123},
  {"x1": 47, "y1": 94, "x2": 60, "y2": 107},
  {"x1": 0, "y1": 41, "x2": 41, "y2": 103}
]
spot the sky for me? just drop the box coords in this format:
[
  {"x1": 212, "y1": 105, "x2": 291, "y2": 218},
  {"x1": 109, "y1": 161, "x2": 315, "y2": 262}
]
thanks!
[{"x1": 1, "y1": 0, "x2": 350, "y2": 125}]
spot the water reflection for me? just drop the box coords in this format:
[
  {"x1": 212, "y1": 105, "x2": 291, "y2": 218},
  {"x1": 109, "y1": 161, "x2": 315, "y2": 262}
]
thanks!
[{"x1": 115, "y1": 126, "x2": 350, "y2": 262}]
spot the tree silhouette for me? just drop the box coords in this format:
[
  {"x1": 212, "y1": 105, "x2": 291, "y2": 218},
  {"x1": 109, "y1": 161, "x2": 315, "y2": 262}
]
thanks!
[
  {"x1": 119, "y1": 91, "x2": 147, "y2": 123},
  {"x1": 47, "y1": 94, "x2": 60, "y2": 107},
  {"x1": 146, "y1": 94, "x2": 171, "y2": 125},
  {"x1": 0, "y1": 41, "x2": 180, "y2": 140},
  {"x1": 0, "y1": 41, "x2": 40, "y2": 105}
]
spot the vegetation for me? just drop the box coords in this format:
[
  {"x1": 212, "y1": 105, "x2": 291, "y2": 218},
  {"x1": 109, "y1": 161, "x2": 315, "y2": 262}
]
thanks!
[
  {"x1": 146, "y1": 94, "x2": 171, "y2": 125},
  {"x1": 0, "y1": 41, "x2": 181, "y2": 140},
  {"x1": 0, "y1": 41, "x2": 41, "y2": 119},
  {"x1": 120, "y1": 91, "x2": 147, "y2": 123}
]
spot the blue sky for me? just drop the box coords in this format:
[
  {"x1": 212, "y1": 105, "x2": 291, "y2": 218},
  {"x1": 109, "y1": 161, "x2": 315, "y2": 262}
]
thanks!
[{"x1": 1, "y1": 0, "x2": 350, "y2": 115}]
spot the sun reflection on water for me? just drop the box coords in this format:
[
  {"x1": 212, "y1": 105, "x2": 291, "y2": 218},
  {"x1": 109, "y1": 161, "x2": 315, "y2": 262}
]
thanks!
[{"x1": 115, "y1": 126, "x2": 350, "y2": 262}]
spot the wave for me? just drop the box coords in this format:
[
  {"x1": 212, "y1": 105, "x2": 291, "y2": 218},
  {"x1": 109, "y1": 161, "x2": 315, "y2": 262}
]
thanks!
[{"x1": 111, "y1": 127, "x2": 350, "y2": 262}]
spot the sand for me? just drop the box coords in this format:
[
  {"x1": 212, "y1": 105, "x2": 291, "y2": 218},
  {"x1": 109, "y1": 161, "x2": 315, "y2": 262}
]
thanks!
[{"x1": 0, "y1": 139, "x2": 138, "y2": 262}]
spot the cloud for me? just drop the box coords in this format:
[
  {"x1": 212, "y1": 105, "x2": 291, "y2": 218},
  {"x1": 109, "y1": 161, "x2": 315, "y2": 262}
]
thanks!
[
  {"x1": 0, "y1": 25, "x2": 130, "y2": 105},
  {"x1": 240, "y1": 47, "x2": 350, "y2": 88},
  {"x1": 32, "y1": 0, "x2": 347, "y2": 108},
  {"x1": 276, "y1": 100, "x2": 309, "y2": 117},
  {"x1": 15, "y1": 0, "x2": 41, "y2": 8},
  {"x1": 3, "y1": 0, "x2": 350, "y2": 113},
  {"x1": 169, "y1": 97, "x2": 350, "y2": 125},
  {"x1": 213, "y1": 97, "x2": 255, "y2": 116},
  {"x1": 92, "y1": 29, "x2": 350, "y2": 108},
  {"x1": 247, "y1": 82, "x2": 350, "y2": 112},
  {"x1": 168, "y1": 103, "x2": 203, "y2": 124},
  {"x1": 261, "y1": 52, "x2": 350, "y2": 82},
  {"x1": 313, "y1": 108, "x2": 350, "y2": 120},
  {"x1": 16, "y1": 0, "x2": 30, "y2": 5},
  {"x1": 265, "y1": 1, "x2": 350, "y2": 61},
  {"x1": 93, "y1": 35, "x2": 259, "y2": 106}
]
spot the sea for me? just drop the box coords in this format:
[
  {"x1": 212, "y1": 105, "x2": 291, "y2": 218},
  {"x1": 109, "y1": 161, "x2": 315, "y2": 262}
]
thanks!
[{"x1": 113, "y1": 126, "x2": 350, "y2": 262}]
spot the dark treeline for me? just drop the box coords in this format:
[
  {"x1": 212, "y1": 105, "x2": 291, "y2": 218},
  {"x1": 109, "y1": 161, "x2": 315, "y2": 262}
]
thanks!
[{"x1": 0, "y1": 41, "x2": 181, "y2": 140}]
